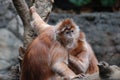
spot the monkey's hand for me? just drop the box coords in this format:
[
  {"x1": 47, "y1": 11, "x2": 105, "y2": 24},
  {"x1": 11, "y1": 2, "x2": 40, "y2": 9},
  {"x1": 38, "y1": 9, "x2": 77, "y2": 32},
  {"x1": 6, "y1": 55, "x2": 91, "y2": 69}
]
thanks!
[
  {"x1": 61, "y1": 74, "x2": 88, "y2": 80},
  {"x1": 30, "y1": 6, "x2": 36, "y2": 14},
  {"x1": 71, "y1": 73, "x2": 88, "y2": 80}
]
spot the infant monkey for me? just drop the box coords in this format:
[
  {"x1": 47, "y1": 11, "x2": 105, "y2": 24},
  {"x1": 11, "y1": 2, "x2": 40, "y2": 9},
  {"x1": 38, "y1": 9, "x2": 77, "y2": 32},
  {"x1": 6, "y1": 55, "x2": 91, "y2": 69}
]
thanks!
[{"x1": 98, "y1": 61, "x2": 120, "y2": 80}]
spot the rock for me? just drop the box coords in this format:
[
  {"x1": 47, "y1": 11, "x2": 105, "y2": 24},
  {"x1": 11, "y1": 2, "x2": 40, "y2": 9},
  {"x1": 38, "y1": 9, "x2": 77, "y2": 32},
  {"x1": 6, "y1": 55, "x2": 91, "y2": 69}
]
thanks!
[
  {"x1": 7, "y1": 16, "x2": 24, "y2": 41},
  {"x1": 5, "y1": 10, "x2": 14, "y2": 20},
  {"x1": 0, "y1": 0, "x2": 9, "y2": 15},
  {"x1": 0, "y1": 29, "x2": 23, "y2": 70},
  {"x1": 0, "y1": 60, "x2": 11, "y2": 70},
  {"x1": 16, "y1": 15, "x2": 24, "y2": 36},
  {"x1": 7, "y1": 17, "x2": 17, "y2": 32},
  {"x1": 0, "y1": 16, "x2": 6, "y2": 28},
  {"x1": 0, "y1": 0, "x2": 16, "y2": 28},
  {"x1": 0, "y1": 74, "x2": 10, "y2": 80},
  {"x1": 109, "y1": 53, "x2": 120, "y2": 65}
]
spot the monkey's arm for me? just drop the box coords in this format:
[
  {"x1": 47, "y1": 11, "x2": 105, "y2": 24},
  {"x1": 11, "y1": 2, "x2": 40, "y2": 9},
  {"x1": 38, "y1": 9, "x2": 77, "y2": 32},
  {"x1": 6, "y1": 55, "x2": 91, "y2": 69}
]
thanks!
[
  {"x1": 30, "y1": 6, "x2": 50, "y2": 32},
  {"x1": 50, "y1": 44, "x2": 81, "y2": 79},
  {"x1": 86, "y1": 43, "x2": 99, "y2": 74},
  {"x1": 69, "y1": 51, "x2": 89, "y2": 73},
  {"x1": 52, "y1": 62, "x2": 76, "y2": 79},
  {"x1": 69, "y1": 32, "x2": 89, "y2": 73}
]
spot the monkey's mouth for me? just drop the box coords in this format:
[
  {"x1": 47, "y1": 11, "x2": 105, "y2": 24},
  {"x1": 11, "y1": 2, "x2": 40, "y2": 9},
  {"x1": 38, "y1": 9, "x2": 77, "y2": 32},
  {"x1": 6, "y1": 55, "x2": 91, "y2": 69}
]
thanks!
[{"x1": 66, "y1": 39, "x2": 75, "y2": 49}]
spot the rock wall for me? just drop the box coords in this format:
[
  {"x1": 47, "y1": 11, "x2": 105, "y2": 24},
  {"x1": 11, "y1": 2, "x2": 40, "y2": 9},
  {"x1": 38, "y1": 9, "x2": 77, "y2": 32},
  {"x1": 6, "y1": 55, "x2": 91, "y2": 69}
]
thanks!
[{"x1": 0, "y1": 0, "x2": 23, "y2": 79}]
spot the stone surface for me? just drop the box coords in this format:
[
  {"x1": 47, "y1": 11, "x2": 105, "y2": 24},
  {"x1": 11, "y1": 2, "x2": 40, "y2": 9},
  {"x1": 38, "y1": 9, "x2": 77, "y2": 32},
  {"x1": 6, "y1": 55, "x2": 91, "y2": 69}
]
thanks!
[
  {"x1": 0, "y1": 60, "x2": 11, "y2": 70},
  {"x1": 0, "y1": 29, "x2": 23, "y2": 71}
]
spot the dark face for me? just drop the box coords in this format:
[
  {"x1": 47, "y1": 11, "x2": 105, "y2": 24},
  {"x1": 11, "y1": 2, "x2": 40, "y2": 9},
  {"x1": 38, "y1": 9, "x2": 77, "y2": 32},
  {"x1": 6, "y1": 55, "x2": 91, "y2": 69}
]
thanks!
[{"x1": 98, "y1": 61, "x2": 112, "y2": 79}]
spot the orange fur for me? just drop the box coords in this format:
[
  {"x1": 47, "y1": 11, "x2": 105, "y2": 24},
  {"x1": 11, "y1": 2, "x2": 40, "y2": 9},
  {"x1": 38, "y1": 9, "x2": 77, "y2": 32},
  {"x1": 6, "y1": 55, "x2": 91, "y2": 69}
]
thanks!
[
  {"x1": 21, "y1": 7, "x2": 84, "y2": 80},
  {"x1": 21, "y1": 6, "x2": 98, "y2": 80},
  {"x1": 69, "y1": 32, "x2": 99, "y2": 74}
]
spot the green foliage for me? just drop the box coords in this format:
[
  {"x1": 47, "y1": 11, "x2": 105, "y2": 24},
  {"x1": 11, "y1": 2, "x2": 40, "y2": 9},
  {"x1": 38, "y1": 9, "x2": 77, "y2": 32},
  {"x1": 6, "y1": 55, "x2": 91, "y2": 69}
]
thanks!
[
  {"x1": 100, "y1": 0, "x2": 116, "y2": 7},
  {"x1": 69, "y1": 0, "x2": 117, "y2": 7},
  {"x1": 69, "y1": 0, "x2": 91, "y2": 6}
]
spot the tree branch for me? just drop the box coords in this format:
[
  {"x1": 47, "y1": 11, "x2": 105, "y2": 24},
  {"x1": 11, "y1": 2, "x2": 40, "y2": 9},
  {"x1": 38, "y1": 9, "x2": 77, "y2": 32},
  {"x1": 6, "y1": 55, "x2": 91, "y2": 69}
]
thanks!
[{"x1": 12, "y1": 0, "x2": 33, "y2": 48}]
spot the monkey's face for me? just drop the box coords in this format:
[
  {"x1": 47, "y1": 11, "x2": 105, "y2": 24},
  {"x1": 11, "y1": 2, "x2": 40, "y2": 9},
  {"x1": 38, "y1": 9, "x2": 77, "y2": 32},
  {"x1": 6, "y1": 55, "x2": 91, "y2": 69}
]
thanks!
[
  {"x1": 56, "y1": 19, "x2": 80, "y2": 49},
  {"x1": 59, "y1": 26, "x2": 75, "y2": 48},
  {"x1": 98, "y1": 61, "x2": 120, "y2": 79},
  {"x1": 98, "y1": 61, "x2": 112, "y2": 79}
]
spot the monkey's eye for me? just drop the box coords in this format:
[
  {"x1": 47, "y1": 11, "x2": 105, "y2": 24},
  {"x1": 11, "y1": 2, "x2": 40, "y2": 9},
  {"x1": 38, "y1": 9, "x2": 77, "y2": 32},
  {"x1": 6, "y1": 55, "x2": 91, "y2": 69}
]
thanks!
[
  {"x1": 65, "y1": 31, "x2": 69, "y2": 34},
  {"x1": 71, "y1": 30, "x2": 74, "y2": 32}
]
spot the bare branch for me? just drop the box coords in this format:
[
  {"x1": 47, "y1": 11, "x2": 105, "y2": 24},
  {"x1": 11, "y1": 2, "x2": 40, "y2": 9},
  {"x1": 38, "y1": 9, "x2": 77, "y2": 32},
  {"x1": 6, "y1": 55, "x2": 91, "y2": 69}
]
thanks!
[
  {"x1": 12, "y1": 0, "x2": 33, "y2": 48},
  {"x1": 12, "y1": 0, "x2": 30, "y2": 27}
]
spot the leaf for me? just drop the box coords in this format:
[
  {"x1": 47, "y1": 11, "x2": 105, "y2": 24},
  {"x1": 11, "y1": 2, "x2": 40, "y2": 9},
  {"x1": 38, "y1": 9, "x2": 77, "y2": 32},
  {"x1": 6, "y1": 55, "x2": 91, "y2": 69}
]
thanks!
[
  {"x1": 69, "y1": 0, "x2": 91, "y2": 6},
  {"x1": 101, "y1": 0, "x2": 116, "y2": 7}
]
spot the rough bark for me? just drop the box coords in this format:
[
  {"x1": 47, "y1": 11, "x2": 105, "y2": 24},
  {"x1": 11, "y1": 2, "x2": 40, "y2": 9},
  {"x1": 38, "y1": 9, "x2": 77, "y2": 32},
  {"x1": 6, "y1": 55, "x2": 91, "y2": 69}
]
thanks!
[{"x1": 12, "y1": 0, "x2": 33, "y2": 48}]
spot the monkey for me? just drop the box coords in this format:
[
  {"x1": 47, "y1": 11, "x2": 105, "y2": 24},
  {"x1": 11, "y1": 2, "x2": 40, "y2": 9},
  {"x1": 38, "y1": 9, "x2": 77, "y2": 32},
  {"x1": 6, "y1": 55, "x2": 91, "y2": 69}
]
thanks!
[
  {"x1": 20, "y1": 6, "x2": 86, "y2": 80},
  {"x1": 53, "y1": 19, "x2": 99, "y2": 79},
  {"x1": 30, "y1": 5, "x2": 99, "y2": 78},
  {"x1": 98, "y1": 61, "x2": 120, "y2": 80},
  {"x1": 54, "y1": 20, "x2": 99, "y2": 80},
  {"x1": 30, "y1": 7, "x2": 99, "y2": 75},
  {"x1": 69, "y1": 31, "x2": 99, "y2": 74}
]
